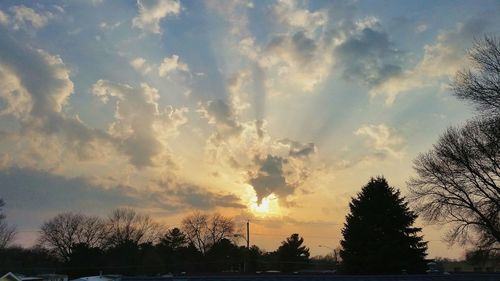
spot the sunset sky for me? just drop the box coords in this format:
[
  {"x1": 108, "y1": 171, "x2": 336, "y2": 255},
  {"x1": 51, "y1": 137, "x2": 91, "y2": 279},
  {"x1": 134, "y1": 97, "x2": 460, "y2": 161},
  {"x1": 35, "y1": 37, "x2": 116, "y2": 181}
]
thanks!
[{"x1": 0, "y1": 0, "x2": 499, "y2": 259}]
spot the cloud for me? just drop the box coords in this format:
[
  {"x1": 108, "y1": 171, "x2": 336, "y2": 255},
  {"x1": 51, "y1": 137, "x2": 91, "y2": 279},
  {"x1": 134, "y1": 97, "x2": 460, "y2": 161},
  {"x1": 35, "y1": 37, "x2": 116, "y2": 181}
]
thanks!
[
  {"x1": 0, "y1": 30, "x2": 111, "y2": 164},
  {"x1": 237, "y1": 1, "x2": 335, "y2": 94},
  {"x1": 0, "y1": 167, "x2": 143, "y2": 214},
  {"x1": 0, "y1": 65, "x2": 31, "y2": 118},
  {"x1": 205, "y1": 0, "x2": 250, "y2": 36},
  {"x1": 130, "y1": 57, "x2": 151, "y2": 74},
  {"x1": 0, "y1": 33, "x2": 72, "y2": 117},
  {"x1": 156, "y1": 181, "x2": 246, "y2": 210},
  {"x1": 158, "y1": 55, "x2": 190, "y2": 77},
  {"x1": 198, "y1": 99, "x2": 243, "y2": 142},
  {"x1": 274, "y1": 0, "x2": 327, "y2": 31},
  {"x1": 249, "y1": 155, "x2": 292, "y2": 204},
  {"x1": 8, "y1": 5, "x2": 50, "y2": 30},
  {"x1": 132, "y1": 0, "x2": 180, "y2": 34},
  {"x1": 354, "y1": 124, "x2": 405, "y2": 159},
  {"x1": 279, "y1": 139, "x2": 317, "y2": 158},
  {"x1": 335, "y1": 26, "x2": 403, "y2": 88},
  {"x1": 130, "y1": 57, "x2": 146, "y2": 69},
  {"x1": 0, "y1": 166, "x2": 244, "y2": 232},
  {"x1": 92, "y1": 80, "x2": 188, "y2": 168},
  {"x1": 0, "y1": 10, "x2": 9, "y2": 26},
  {"x1": 371, "y1": 18, "x2": 490, "y2": 104},
  {"x1": 416, "y1": 24, "x2": 428, "y2": 33},
  {"x1": 260, "y1": 30, "x2": 334, "y2": 92},
  {"x1": 200, "y1": 114, "x2": 316, "y2": 205}
]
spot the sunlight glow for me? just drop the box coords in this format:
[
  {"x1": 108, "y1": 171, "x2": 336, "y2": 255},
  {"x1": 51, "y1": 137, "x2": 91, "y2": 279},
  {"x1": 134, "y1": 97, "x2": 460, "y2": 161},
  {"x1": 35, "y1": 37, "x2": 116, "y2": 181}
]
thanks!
[{"x1": 250, "y1": 193, "x2": 282, "y2": 217}]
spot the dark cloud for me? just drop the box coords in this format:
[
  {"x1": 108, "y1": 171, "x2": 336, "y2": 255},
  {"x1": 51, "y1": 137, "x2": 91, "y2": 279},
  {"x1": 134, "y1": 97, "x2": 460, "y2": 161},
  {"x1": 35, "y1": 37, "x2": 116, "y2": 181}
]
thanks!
[
  {"x1": 0, "y1": 167, "x2": 245, "y2": 233},
  {"x1": 267, "y1": 31, "x2": 318, "y2": 67},
  {"x1": 0, "y1": 167, "x2": 139, "y2": 216},
  {"x1": 249, "y1": 155, "x2": 293, "y2": 204},
  {"x1": 174, "y1": 185, "x2": 245, "y2": 209},
  {"x1": 279, "y1": 139, "x2": 317, "y2": 158},
  {"x1": 199, "y1": 99, "x2": 242, "y2": 142},
  {"x1": 335, "y1": 27, "x2": 403, "y2": 87}
]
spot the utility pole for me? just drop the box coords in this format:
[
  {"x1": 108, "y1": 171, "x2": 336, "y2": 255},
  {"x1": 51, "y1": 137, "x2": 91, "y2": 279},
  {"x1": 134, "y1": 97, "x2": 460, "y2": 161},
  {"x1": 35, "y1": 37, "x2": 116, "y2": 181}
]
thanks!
[{"x1": 246, "y1": 220, "x2": 250, "y2": 249}]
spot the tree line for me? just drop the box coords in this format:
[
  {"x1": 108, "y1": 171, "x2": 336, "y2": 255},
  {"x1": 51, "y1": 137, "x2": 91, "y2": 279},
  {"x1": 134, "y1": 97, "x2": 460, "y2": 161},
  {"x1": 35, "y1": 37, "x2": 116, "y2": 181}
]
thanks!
[
  {"x1": 0, "y1": 208, "x2": 316, "y2": 277},
  {"x1": 0, "y1": 36, "x2": 498, "y2": 276},
  {"x1": 0, "y1": 179, "x2": 426, "y2": 276}
]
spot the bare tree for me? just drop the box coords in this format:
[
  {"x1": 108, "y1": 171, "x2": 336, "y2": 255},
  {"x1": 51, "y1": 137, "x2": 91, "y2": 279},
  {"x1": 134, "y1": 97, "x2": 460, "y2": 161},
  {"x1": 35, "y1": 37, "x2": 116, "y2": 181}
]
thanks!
[
  {"x1": 453, "y1": 36, "x2": 500, "y2": 117},
  {"x1": 181, "y1": 212, "x2": 235, "y2": 254},
  {"x1": 409, "y1": 118, "x2": 500, "y2": 247},
  {"x1": 38, "y1": 212, "x2": 108, "y2": 262},
  {"x1": 0, "y1": 199, "x2": 16, "y2": 248},
  {"x1": 106, "y1": 208, "x2": 162, "y2": 247},
  {"x1": 409, "y1": 35, "x2": 500, "y2": 249}
]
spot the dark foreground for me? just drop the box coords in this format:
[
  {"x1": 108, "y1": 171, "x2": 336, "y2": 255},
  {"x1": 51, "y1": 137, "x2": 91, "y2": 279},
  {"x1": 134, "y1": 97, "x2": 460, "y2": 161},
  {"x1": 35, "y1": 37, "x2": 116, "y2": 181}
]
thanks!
[{"x1": 121, "y1": 273, "x2": 500, "y2": 281}]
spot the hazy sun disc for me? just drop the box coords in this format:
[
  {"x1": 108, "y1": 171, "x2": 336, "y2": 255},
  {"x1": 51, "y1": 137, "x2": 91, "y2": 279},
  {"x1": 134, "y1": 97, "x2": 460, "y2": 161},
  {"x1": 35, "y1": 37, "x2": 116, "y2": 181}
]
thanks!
[{"x1": 250, "y1": 193, "x2": 281, "y2": 217}]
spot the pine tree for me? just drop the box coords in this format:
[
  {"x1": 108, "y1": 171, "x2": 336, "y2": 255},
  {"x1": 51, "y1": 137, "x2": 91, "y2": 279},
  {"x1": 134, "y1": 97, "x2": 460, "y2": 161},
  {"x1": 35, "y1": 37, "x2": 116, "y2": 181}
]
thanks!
[
  {"x1": 340, "y1": 177, "x2": 428, "y2": 274},
  {"x1": 276, "y1": 233, "x2": 310, "y2": 272}
]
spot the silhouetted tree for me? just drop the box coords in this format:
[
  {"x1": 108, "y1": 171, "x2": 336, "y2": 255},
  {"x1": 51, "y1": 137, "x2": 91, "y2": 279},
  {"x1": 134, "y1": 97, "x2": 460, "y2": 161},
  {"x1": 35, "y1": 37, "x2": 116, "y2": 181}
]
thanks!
[
  {"x1": 276, "y1": 233, "x2": 310, "y2": 272},
  {"x1": 409, "y1": 36, "x2": 500, "y2": 248},
  {"x1": 246, "y1": 245, "x2": 264, "y2": 273},
  {"x1": 181, "y1": 212, "x2": 235, "y2": 255},
  {"x1": 105, "y1": 239, "x2": 140, "y2": 276},
  {"x1": 137, "y1": 242, "x2": 164, "y2": 275},
  {"x1": 158, "y1": 227, "x2": 190, "y2": 273},
  {"x1": 409, "y1": 119, "x2": 500, "y2": 248},
  {"x1": 106, "y1": 208, "x2": 162, "y2": 247},
  {"x1": 0, "y1": 199, "x2": 16, "y2": 248},
  {"x1": 453, "y1": 36, "x2": 500, "y2": 117},
  {"x1": 160, "y1": 227, "x2": 187, "y2": 250},
  {"x1": 66, "y1": 243, "x2": 104, "y2": 278},
  {"x1": 0, "y1": 246, "x2": 60, "y2": 275},
  {"x1": 38, "y1": 212, "x2": 107, "y2": 262},
  {"x1": 340, "y1": 177, "x2": 428, "y2": 274},
  {"x1": 205, "y1": 238, "x2": 242, "y2": 272}
]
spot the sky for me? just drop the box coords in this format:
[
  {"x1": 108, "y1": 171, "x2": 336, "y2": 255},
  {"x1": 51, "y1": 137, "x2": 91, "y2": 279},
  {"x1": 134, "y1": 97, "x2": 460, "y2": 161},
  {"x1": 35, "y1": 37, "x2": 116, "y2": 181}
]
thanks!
[{"x1": 0, "y1": 0, "x2": 499, "y2": 259}]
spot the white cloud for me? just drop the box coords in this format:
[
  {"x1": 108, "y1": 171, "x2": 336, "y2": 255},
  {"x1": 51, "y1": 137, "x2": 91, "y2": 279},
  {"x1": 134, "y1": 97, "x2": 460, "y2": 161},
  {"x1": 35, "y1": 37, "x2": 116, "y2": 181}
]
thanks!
[
  {"x1": 0, "y1": 10, "x2": 9, "y2": 26},
  {"x1": 130, "y1": 57, "x2": 154, "y2": 75},
  {"x1": 354, "y1": 124, "x2": 405, "y2": 159},
  {"x1": 0, "y1": 31, "x2": 115, "y2": 166},
  {"x1": 130, "y1": 57, "x2": 146, "y2": 70},
  {"x1": 0, "y1": 66, "x2": 32, "y2": 118},
  {"x1": 371, "y1": 18, "x2": 489, "y2": 104},
  {"x1": 274, "y1": 0, "x2": 327, "y2": 32},
  {"x1": 0, "y1": 35, "x2": 73, "y2": 117},
  {"x1": 158, "y1": 55, "x2": 189, "y2": 77},
  {"x1": 132, "y1": 0, "x2": 180, "y2": 34},
  {"x1": 259, "y1": 31, "x2": 335, "y2": 92},
  {"x1": 92, "y1": 80, "x2": 188, "y2": 168},
  {"x1": 99, "y1": 21, "x2": 121, "y2": 30},
  {"x1": 9, "y1": 5, "x2": 50, "y2": 30},
  {"x1": 416, "y1": 24, "x2": 428, "y2": 33},
  {"x1": 235, "y1": 1, "x2": 336, "y2": 95}
]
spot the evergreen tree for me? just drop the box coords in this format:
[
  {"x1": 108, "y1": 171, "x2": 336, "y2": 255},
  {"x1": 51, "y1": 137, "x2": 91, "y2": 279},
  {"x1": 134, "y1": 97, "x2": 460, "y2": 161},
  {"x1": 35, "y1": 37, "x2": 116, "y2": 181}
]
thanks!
[
  {"x1": 276, "y1": 233, "x2": 310, "y2": 272},
  {"x1": 340, "y1": 177, "x2": 428, "y2": 274},
  {"x1": 160, "y1": 227, "x2": 188, "y2": 250}
]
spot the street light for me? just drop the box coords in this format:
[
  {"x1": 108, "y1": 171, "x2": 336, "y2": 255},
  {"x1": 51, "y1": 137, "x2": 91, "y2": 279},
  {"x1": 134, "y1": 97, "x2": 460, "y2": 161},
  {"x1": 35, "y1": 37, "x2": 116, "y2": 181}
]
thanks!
[{"x1": 318, "y1": 245, "x2": 339, "y2": 269}]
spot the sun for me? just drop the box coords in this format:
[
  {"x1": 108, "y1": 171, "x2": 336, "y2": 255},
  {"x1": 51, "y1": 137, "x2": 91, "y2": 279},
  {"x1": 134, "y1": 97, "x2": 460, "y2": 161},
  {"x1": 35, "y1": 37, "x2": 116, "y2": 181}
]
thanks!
[{"x1": 250, "y1": 193, "x2": 281, "y2": 217}]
